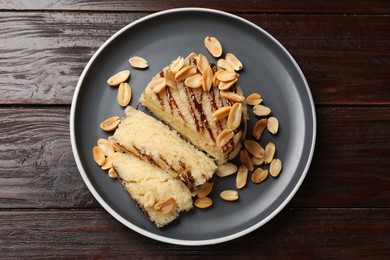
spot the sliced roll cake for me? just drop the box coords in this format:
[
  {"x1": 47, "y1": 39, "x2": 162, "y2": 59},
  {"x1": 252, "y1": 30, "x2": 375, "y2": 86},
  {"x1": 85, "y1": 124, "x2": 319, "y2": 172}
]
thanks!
[
  {"x1": 139, "y1": 53, "x2": 248, "y2": 165},
  {"x1": 112, "y1": 152, "x2": 193, "y2": 228},
  {"x1": 112, "y1": 106, "x2": 217, "y2": 187}
]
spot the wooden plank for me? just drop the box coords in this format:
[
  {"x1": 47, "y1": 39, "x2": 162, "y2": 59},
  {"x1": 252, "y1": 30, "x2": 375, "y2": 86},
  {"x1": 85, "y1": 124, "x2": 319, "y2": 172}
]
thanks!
[
  {"x1": 290, "y1": 107, "x2": 390, "y2": 207},
  {"x1": 0, "y1": 208, "x2": 388, "y2": 258},
  {"x1": 0, "y1": 108, "x2": 98, "y2": 208},
  {"x1": 0, "y1": 0, "x2": 389, "y2": 14},
  {"x1": 0, "y1": 107, "x2": 389, "y2": 209},
  {"x1": 0, "y1": 12, "x2": 389, "y2": 105}
]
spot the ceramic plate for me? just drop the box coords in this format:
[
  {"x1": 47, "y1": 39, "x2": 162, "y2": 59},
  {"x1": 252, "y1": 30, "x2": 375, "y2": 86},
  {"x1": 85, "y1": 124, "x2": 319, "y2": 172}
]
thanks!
[{"x1": 70, "y1": 8, "x2": 316, "y2": 245}]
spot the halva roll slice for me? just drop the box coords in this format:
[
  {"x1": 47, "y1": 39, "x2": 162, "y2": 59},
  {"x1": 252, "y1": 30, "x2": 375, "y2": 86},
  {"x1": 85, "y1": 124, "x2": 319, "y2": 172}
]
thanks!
[
  {"x1": 113, "y1": 106, "x2": 217, "y2": 187},
  {"x1": 112, "y1": 153, "x2": 193, "y2": 228}
]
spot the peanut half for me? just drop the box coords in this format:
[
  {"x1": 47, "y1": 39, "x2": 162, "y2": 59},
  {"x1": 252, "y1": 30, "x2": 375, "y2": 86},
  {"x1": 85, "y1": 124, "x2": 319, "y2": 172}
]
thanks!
[
  {"x1": 128, "y1": 56, "x2": 148, "y2": 69},
  {"x1": 202, "y1": 67, "x2": 213, "y2": 91},
  {"x1": 246, "y1": 93, "x2": 262, "y2": 106},
  {"x1": 154, "y1": 197, "x2": 176, "y2": 214},
  {"x1": 267, "y1": 116, "x2": 279, "y2": 134},
  {"x1": 226, "y1": 53, "x2": 243, "y2": 71},
  {"x1": 253, "y1": 104, "x2": 271, "y2": 116},
  {"x1": 270, "y1": 158, "x2": 282, "y2": 177},
  {"x1": 220, "y1": 190, "x2": 239, "y2": 201},
  {"x1": 164, "y1": 68, "x2": 177, "y2": 89},
  {"x1": 236, "y1": 165, "x2": 248, "y2": 189},
  {"x1": 197, "y1": 182, "x2": 214, "y2": 198},
  {"x1": 216, "y1": 129, "x2": 234, "y2": 147},
  {"x1": 184, "y1": 74, "x2": 202, "y2": 88},
  {"x1": 92, "y1": 146, "x2": 105, "y2": 166},
  {"x1": 212, "y1": 106, "x2": 231, "y2": 122},
  {"x1": 197, "y1": 54, "x2": 210, "y2": 75},
  {"x1": 107, "y1": 70, "x2": 130, "y2": 86},
  {"x1": 264, "y1": 142, "x2": 276, "y2": 164},
  {"x1": 148, "y1": 77, "x2": 167, "y2": 94},
  {"x1": 175, "y1": 65, "x2": 197, "y2": 82},
  {"x1": 227, "y1": 103, "x2": 242, "y2": 131},
  {"x1": 244, "y1": 140, "x2": 264, "y2": 159},
  {"x1": 100, "y1": 116, "x2": 120, "y2": 132},
  {"x1": 220, "y1": 91, "x2": 245, "y2": 103},
  {"x1": 170, "y1": 56, "x2": 185, "y2": 73},
  {"x1": 253, "y1": 119, "x2": 268, "y2": 139},
  {"x1": 204, "y1": 36, "x2": 223, "y2": 58},
  {"x1": 144, "y1": 191, "x2": 155, "y2": 208},
  {"x1": 194, "y1": 197, "x2": 213, "y2": 209},
  {"x1": 216, "y1": 163, "x2": 238, "y2": 177},
  {"x1": 240, "y1": 149, "x2": 254, "y2": 171},
  {"x1": 117, "y1": 82, "x2": 132, "y2": 107},
  {"x1": 251, "y1": 168, "x2": 268, "y2": 184}
]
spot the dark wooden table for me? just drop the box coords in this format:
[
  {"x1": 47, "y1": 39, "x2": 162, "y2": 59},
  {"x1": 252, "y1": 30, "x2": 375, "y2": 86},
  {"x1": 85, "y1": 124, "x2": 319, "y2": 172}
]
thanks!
[{"x1": 1, "y1": 1, "x2": 389, "y2": 258}]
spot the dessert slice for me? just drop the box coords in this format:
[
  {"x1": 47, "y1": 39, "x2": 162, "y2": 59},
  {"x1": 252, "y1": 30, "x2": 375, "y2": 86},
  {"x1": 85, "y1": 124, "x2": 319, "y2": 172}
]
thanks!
[
  {"x1": 112, "y1": 106, "x2": 217, "y2": 187},
  {"x1": 112, "y1": 153, "x2": 193, "y2": 228},
  {"x1": 139, "y1": 53, "x2": 248, "y2": 165}
]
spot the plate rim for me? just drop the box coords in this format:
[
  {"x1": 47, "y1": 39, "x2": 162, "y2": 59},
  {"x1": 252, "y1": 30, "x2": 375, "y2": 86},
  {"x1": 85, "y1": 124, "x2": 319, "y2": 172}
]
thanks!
[{"x1": 70, "y1": 7, "x2": 317, "y2": 246}]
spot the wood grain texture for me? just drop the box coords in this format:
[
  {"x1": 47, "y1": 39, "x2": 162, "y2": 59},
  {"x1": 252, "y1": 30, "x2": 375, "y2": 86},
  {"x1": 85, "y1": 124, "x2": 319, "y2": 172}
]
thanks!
[
  {"x1": 0, "y1": 0, "x2": 389, "y2": 14},
  {"x1": 0, "y1": 12, "x2": 389, "y2": 105},
  {"x1": 0, "y1": 108, "x2": 97, "y2": 208},
  {"x1": 0, "y1": 107, "x2": 389, "y2": 209},
  {"x1": 0, "y1": 209, "x2": 388, "y2": 258}
]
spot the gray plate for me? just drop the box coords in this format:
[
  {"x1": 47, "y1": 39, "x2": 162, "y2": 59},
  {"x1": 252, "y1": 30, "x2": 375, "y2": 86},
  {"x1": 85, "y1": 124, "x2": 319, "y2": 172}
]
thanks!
[{"x1": 70, "y1": 8, "x2": 316, "y2": 246}]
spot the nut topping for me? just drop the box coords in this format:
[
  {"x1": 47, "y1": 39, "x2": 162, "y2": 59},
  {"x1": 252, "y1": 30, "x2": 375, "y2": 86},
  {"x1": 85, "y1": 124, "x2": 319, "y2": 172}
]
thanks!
[
  {"x1": 246, "y1": 93, "x2": 262, "y2": 106},
  {"x1": 267, "y1": 116, "x2": 279, "y2": 134},
  {"x1": 264, "y1": 142, "x2": 276, "y2": 164},
  {"x1": 216, "y1": 129, "x2": 234, "y2": 147},
  {"x1": 220, "y1": 190, "x2": 239, "y2": 201},
  {"x1": 218, "y1": 78, "x2": 238, "y2": 90},
  {"x1": 226, "y1": 53, "x2": 243, "y2": 71},
  {"x1": 170, "y1": 56, "x2": 184, "y2": 73},
  {"x1": 240, "y1": 149, "x2": 254, "y2": 171},
  {"x1": 202, "y1": 67, "x2": 213, "y2": 91},
  {"x1": 204, "y1": 36, "x2": 223, "y2": 58},
  {"x1": 148, "y1": 77, "x2": 167, "y2": 94},
  {"x1": 253, "y1": 119, "x2": 268, "y2": 140},
  {"x1": 100, "y1": 116, "x2": 120, "y2": 132},
  {"x1": 107, "y1": 70, "x2": 130, "y2": 86},
  {"x1": 194, "y1": 197, "x2": 213, "y2": 209},
  {"x1": 217, "y1": 58, "x2": 235, "y2": 72},
  {"x1": 92, "y1": 146, "x2": 105, "y2": 166},
  {"x1": 253, "y1": 104, "x2": 272, "y2": 116},
  {"x1": 251, "y1": 155, "x2": 264, "y2": 166},
  {"x1": 197, "y1": 54, "x2": 210, "y2": 74},
  {"x1": 184, "y1": 74, "x2": 202, "y2": 88},
  {"x1": 244, "y1": 140, "x2": 265, "y2": 159},
  {"x1": 212, "y1": 106, "x2": 231, "y2": 122},
  {"x1": 216, "y1": 163, "x2": 238, "y2": 177},
  {"x1": 128, "y1": 56, "x2": 148, "y2": 69},
  {"x1": 236, "y1": 165, "x2": 248, "y2": 189},
  {"x1": 251, "y1": 168, "x2": 268, "y2": 184},
  {"x1": 175, "y1": 65, "x2": 197, "y2": 82},
  {"x1": 197, "y1": 182, "x2": 214, "y2": 198},
  {"x1": 144, "y1": 191, "x2": 155, "y2": 208},
  {"x1": 227, "y1": 103, "x2": 242, "y2": 131},
  {"x1": 270, "y1": 158, "x2": 282, "y2": 177},
  {"x1": 216, "y1": 71, "x2": 237, "y2": 82},
  {"x1": 164, "y1": 68, "x2": 177, "y2": 89},
  {"x1": 117, "y1": 82, "x2": 132, "y2": 107},
  {"x1": 154, "y1": 197, "x2": 176, "y2": 214},
  {"x1": 220, "y1": 91, "x2": 245, "y2": 102}
]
